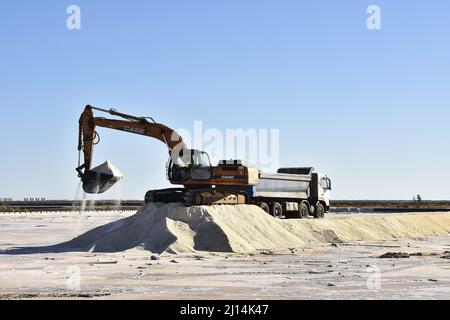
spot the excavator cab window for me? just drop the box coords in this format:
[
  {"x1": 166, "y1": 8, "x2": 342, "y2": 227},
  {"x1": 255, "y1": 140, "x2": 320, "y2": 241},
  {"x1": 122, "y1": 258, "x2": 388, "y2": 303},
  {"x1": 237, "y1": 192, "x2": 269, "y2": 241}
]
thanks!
[
  {"x1": 190, "y1": 150, "x2": 212, "y2": 180},
  {"x1": 192, "y1": 150, "x2": 211, "y2": 168},
  {"x1": 168, "y1": 149, "x2": 212, "y2": 181}
]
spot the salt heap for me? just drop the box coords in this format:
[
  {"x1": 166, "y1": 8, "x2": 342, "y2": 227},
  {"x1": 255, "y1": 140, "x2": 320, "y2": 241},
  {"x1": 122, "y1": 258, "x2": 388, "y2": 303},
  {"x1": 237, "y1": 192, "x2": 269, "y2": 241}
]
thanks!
[{"x1": 58, "y1": 203, "x2": 450, "y2": 254}]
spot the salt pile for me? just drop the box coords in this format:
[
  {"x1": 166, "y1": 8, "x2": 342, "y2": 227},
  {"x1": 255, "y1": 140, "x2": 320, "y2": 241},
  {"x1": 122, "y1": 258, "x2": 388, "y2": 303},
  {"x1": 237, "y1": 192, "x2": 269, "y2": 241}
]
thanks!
[{"x1": 57, "y1": 203, "x2": 450, "y2": 254}]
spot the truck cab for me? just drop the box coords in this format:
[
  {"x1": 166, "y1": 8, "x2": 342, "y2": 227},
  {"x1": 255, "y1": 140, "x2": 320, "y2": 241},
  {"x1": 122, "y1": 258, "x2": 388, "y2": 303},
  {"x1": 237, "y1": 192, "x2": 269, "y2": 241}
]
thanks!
[{"x1": 311, "y1": 173, "x2": 332, "y2": 213}]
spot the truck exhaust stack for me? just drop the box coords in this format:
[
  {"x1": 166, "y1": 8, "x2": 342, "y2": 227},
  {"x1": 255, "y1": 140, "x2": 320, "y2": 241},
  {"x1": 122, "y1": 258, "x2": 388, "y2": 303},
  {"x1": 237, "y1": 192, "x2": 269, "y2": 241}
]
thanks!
[{"x1": 80, "y1": 161, "x2": 123, "y2": 194}]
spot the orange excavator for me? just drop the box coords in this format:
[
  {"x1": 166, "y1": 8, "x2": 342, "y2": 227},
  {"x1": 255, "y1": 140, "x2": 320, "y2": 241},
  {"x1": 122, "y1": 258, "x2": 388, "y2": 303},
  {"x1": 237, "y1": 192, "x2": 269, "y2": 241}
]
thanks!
[{"x1": 77, "y1": 105, "x2": 259, "y2": 206}]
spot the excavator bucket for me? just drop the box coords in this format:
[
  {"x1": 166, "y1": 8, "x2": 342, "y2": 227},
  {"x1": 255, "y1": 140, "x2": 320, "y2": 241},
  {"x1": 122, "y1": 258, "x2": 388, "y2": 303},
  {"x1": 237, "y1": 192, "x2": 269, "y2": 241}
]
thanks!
[{"x1": 81, "y1": 161, "x2": 123, "y2": 194}]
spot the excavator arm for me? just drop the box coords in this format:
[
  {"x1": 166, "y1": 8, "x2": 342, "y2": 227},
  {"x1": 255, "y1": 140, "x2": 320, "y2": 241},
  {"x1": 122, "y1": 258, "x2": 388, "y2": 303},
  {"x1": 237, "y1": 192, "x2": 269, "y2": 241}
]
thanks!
[{"x1": 76, "y1": 105, "x2": 186, "y2": 193}]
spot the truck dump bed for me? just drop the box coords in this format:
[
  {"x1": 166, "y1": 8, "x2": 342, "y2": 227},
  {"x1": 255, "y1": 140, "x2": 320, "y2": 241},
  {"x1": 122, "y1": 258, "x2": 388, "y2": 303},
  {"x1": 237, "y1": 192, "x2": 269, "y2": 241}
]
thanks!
[{"x1": 255, "y1": 167, "x2": 313, "y2": 200}]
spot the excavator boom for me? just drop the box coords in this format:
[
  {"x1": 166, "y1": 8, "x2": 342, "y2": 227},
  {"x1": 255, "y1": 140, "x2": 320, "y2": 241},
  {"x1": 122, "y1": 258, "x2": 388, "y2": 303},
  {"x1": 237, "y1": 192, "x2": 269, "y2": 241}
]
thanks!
[{"x1": 77, "y1": 105, "x2": 185, "y2": 193}]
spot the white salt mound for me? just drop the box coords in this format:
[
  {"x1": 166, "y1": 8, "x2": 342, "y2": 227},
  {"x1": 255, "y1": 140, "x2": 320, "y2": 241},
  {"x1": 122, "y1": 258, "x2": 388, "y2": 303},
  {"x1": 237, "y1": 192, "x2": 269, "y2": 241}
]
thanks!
[{"x1": 59, "y1": 203, "x2": 450, "y2": 254}]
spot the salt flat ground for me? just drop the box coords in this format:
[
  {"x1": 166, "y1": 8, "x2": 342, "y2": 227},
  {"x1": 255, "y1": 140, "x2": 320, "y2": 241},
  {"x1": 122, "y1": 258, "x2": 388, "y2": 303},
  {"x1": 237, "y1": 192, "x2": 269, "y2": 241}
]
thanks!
[{"x1": 0, "y1": 210, "x2": 449, "y2": 300}]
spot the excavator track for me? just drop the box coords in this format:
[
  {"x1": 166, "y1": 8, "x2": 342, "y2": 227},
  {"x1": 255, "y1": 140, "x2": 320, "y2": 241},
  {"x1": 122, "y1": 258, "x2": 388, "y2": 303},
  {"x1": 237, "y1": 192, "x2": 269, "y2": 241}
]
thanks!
[
  {"x1": 145, "y1": 188, "x2": 185, "y2": 204},
  {"x1": 184, "y1": 189, "x2": 247, "y2": 206},
  {"x1": 145, "y1": 188, "x2": 248, "y2": 206}
]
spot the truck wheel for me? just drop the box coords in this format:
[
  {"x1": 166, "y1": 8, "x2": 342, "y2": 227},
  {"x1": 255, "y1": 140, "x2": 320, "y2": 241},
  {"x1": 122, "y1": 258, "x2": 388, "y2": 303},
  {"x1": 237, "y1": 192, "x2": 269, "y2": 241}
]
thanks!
[
  {"x1": 299, "y1": 202, "x2": 309, "y2": 219},
  {"x1": 259, "y1": 202, "x2": 270, "y2": 214},
  {"x1": 270, "y1": 202, "x2": 283, "y2": 219},
  {"x1": 314, "y1": 203, "x2": 325, "y2": 219}
]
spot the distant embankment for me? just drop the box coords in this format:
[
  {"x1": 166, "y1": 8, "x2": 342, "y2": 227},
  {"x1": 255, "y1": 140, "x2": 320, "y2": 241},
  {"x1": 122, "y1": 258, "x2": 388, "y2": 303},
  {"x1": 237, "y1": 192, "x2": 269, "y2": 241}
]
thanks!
[
  {"x1": 1, "y1": 199, "x2": 450, "y2": 213},
  {"x1": 0, "y1": 200, "x2": 144, "y2": 212},
  {"x1": 331, "y1": 200, "x2": 450, "y2": 213}
]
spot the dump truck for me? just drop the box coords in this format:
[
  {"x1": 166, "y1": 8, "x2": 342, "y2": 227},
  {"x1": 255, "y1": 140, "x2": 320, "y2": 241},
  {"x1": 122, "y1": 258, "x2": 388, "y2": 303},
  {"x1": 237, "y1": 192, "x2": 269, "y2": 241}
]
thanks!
[
  {"x1": 76, "y1": 105, "x2": 331, "y2": 218},
  {"x1": 250, "y1": 167, "x2": 331, "y2": 219}
]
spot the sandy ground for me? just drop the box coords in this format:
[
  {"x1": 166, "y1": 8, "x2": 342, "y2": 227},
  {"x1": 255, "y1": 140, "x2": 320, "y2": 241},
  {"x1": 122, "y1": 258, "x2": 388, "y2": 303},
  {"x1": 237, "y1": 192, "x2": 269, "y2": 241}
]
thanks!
[{"x1": 0, "y1": 209, "x2": 449, "y2": 300}]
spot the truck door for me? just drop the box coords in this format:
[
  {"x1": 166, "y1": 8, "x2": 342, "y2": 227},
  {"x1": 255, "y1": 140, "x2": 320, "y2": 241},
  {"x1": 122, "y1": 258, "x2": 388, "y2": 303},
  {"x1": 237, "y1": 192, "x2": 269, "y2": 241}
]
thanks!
[{"x1": 318, "y1": 177, "x2": 331, "y2": 205}]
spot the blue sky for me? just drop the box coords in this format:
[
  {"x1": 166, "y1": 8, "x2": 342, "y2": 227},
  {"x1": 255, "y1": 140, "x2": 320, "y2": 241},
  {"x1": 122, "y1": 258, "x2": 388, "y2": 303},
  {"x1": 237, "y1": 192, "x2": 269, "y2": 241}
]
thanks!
[{"x1": 0, "y1": 1, "x2": 449, "y2": 200}]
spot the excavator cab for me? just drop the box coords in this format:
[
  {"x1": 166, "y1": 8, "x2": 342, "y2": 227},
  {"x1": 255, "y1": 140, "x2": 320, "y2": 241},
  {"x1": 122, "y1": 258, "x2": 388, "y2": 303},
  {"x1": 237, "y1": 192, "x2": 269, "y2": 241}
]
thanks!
[{"x1": 167, "y1": 149, "x2": 212, "y2": 182}]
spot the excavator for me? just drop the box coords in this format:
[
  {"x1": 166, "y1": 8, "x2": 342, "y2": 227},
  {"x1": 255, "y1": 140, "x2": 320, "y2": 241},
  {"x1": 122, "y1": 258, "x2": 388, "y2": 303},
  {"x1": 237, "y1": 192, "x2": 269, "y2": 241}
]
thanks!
[{"x1": 77, "y1": 105, "x2": 260, "y2": 206}]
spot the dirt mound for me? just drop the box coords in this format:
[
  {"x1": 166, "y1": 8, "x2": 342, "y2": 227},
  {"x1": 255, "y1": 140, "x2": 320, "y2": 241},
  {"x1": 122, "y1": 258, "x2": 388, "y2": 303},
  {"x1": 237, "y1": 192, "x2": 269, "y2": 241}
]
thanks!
[
  {"x1": 379, "y1": 252, "x2": 411, "y2": 259},
  {"x1": 56, "y1": 203, "x2": 450, "y2": 254}
]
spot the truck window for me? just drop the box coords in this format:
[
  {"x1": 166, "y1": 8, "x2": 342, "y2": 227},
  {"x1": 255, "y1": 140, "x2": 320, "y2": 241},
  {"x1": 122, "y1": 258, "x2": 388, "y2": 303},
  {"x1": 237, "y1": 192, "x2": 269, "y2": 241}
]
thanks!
[{"x1": 320, "y1": 178, "x2": 328, "y2": 189}]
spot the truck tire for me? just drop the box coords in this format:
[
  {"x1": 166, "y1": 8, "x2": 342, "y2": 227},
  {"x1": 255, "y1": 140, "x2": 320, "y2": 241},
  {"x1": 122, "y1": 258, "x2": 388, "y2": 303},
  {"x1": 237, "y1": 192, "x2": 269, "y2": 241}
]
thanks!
[
  {"x1": 299, "y1": 202, "x2": 309, "y2": 219},
  {"x1": 314, "y1": 203, "x2": 325, "y2": 219},
  {"x1": 270, "y1": 202, "x2": 283, "y2": 219},
  {"x1": 259, "y1": 202, "x2": 270, "y2": 214}
]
